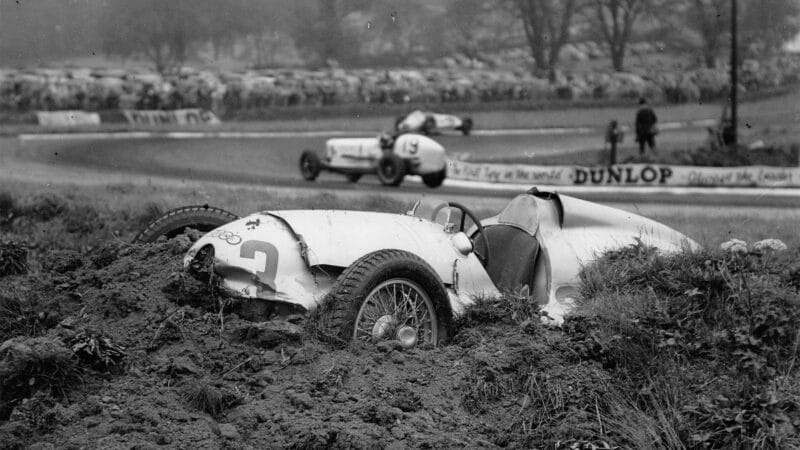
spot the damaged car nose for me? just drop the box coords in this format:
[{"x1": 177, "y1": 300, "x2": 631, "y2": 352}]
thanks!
[{"x1": 186, "y1": 244, "x2": 216, "y2": 283}]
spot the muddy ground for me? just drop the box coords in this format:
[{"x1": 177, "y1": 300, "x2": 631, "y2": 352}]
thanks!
[
  {"x1": 0, "y1": 236, "x2": 618, "y2": 449},
  {"x1": 1, "y1": 191, "x2": 798, "y2": 449}
]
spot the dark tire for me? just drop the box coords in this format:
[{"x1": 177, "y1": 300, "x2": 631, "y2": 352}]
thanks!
[
  {"x1": 421, "y1": 116, "x2": 436, "y2": 135},
  {"x1": 299, "y1": 150, "x2": 322, "y2": 181},
  {"x1": 460, "y1": 117, "x2": 473, "y2": 136},
  {"x1": 421, "y1": 169, "x2": 446, "y2": 188},
  {"x1": 133, "y1": 205, "x2": 239, "y2": 244},
  {"x1": 376, "y1": 153, "x2": 406, "y2": 186},
  {"x1": 316, "y1": 249, "x2": 451, "y2": 347},
  {"x1": 345, "y1": 173, "x2": 362, "y2": 183}
]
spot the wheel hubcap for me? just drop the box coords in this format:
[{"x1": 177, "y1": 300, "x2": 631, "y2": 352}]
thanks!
[{"x1": 354, "y1": 279, "x2": 437, "y2": 347}]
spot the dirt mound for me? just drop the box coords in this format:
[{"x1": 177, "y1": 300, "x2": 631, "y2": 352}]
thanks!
[
  {"x1": 0, "y1": 233, "x2": 612, "y2": 448},
  {"x1": 0, "y1": 192, "x2": 797, "y2": 449}
]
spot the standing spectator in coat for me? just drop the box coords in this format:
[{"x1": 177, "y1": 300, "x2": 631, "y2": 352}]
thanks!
[{"x1": 635, "y1": 98, "x2": 658, "y2": 155}]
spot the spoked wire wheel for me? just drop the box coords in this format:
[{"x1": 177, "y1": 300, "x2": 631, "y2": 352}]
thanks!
[{"x1": 354, "y1": 278, "x2": 438, "y2": 347}]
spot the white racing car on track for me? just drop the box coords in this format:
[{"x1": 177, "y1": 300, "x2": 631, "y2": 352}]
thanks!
[
  {"x1": 299, "y1": 132, "x2": 447, "y2": 188},
  {"x1": 134, "y1": 188, "x2": 698, "y2": 348},
  {"x1": 395, "y1": 110, "x2": 473, "y2": 136}
]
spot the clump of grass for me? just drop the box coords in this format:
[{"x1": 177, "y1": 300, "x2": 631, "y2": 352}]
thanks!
[
  {"x1": 135, "y1": 202, "x2": 164, "y2": 230},
  {"x1": 0, "y1": 191, "x2": 16, "y2": 227},
  {"x1": 453, "y1": 292, "x2": 542, "y2": 332},
  {"x1": 0, "y1": 240, "x2": 28, "y2": 277},
  {"x1": 0, "y1": 295, "x2": 41, "y2": 342},
  {"x1": 69, "y1": 330, "x2": 127, "y2": 371},
  {"x1": 63, "y1": 204, "x2": 103, "y2": 236},
  {"x1": 182, "y1": 380, "x2": 241, "y2": 418},
  {"x1": 0, "y1": 337, "x2": 82, "y2": 420},
  {"x1": 23, "y1": 193, "x2": 68, "y2": 221},
  {"x1": 41, "y1": 250, "x2": 84, "y2": 274},
  {"x1": 574, "y1": 241, "x2": 800, "y2": 448}
]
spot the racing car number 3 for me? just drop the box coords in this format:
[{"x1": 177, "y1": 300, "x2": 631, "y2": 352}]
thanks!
[{"x1": 239, "y1": 240, "x2": 279, "y2": 292}]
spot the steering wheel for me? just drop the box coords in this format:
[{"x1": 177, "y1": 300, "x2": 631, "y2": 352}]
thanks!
[{"x1": 432, "y1": 202, "x2": 490, "y2": 267}]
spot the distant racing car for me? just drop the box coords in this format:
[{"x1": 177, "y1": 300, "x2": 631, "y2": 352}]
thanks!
[
  {"x1": 299, "y1": 132, "x2": 447, "y2": 188},
  {"x1": 395, "y1": 110, "x2": 473, "y2": 136},
  {"x1": 134, "y1": 188, "x2": 699, "y2": 348}
]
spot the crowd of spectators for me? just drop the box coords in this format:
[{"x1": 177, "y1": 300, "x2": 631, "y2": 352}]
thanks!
[{"x1": 1, "y1": 55, "x2": 798, "y2": 116}]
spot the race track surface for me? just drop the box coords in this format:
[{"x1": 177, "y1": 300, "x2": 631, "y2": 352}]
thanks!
[{"x1": 5, "y1": 128, "x2": 799, "y2": 208}]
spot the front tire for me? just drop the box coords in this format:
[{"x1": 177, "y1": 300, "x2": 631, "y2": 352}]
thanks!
[
  {"x1": 421, "y1": 169, "x2": 446, "y2": 188},
  {"x1": 299, "y1": 150, "x2": 322, "y2": 181},
  {"x1": 133, "y1": 205, "x2": 239, "y2": 243},
  {"x1": 317, "y1": 249, "x2": 451, "y2": 347},
  {"x1": 376, "y1": 153, "x2": 406, "y2": 186}
]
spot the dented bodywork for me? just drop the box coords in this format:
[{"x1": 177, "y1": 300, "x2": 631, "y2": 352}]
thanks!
[{"x1": 184, "y1": 190, "x2": 698, "y2": 324}]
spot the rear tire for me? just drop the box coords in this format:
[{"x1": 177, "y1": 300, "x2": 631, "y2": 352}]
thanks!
[
  {"x1": 133, "y1": 205, "x2": 239, "y2": 244},
  {"x1": 421, "y1": 169, "x2": 446, "y2": 188},
  {"x1": 299, "y1": 150, "x2": 322, "y2": 181},
  {"x1": 376, "y1": 153, "x2": 406, "y2": 186},
  {"x1": 315, "y1": 249, "x2": 451, "y2": 347}
]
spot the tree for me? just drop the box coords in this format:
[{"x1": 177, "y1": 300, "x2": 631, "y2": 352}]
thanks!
[
  {"x1": 97, "y1": 0, "x2": 210, "y2": 72},
  {"x1": 591, "y1": 0, "x2": 647, "y2": 71},
  {"x1": 290, "y1": 0, "x2": 368, "y2": 67},
  {"x1": 740, "y1": 0, "x2": 800, "y2": 57},
  {"x1": 688, "y1": 0, "x2": 729, "y2": 68},
  {"x1": 515, "y1": 0, "x2": 581, "y2": 78}
]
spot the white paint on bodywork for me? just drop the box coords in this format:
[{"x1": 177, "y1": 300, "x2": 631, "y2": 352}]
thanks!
[
  {"x1": 431, "y1": 112, "x2": 463, "y2": 129},
  {"x1": 183, "y1": 214, "x2": 324, "y2": 310},
  {"x1": 185, "y1": 209, "x2": 499, "y2": 313},
  {"x1": 326, "y1": 137, "x2": 380, "y2": 169},
  {"x1": 324, "y1": 133, "x2": 446, "y2": 175},
  {"x1": 271, "y1": 210, "x2": 462, "y2": 284},
  {"x1": 481, "y1": 193, "x2": 699, "y2": 323}
]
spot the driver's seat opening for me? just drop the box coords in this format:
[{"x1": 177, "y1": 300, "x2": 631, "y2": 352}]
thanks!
[{"x1": 474, "y1": 224, "x2": 539, "y2": 293}]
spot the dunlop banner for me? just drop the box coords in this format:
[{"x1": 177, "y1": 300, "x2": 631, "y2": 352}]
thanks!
[
  {"x1": 36, "y1": 111, "x2": 100, "y2": 127},
  {"x1": 121, "y1": 109, "x2": 221, "y2": 126},
  {"x1": 446, "y1": 159, "x2": 800, "y2": 188}
]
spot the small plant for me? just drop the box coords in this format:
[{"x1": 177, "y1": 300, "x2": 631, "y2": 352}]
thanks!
[
  {"x1": 0, "y1": 337, "x2": 81, "y2": 420},
  {"x1": 0, "y1": 239, "x2": 28, "y2": 277},
  {"x1": 452, "y1": 291, "x2": 542, "y2": 332},
  {"x1": 183, "y1": 380, "x2": 241, "y2": 418},
  {"x1": 24, "y1": 193, "x2": 67, "y2": 221},
  {"x1": 63, "y1": 204, "x2": 103, "y2": 236},
  {"x1": 0, "y1": 191, "x2": 16, "y2": 227},
  {"x1": 70, "y1": 330, "x2": 127, "y2": 370},
  {"x1": 0, "y1": 294, "x2": 41, "y2": 342}
]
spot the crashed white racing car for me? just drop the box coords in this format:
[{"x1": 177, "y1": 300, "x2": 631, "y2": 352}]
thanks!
[
  {"x1": 134, "y1": 189, "x2": 698, "y2": 348},
  {"x1": 395, "y1": 110, "x2": 473, "y2": 136},
  {"x1": 299, "y1": 133, "x2": 447, "y2": 188}
]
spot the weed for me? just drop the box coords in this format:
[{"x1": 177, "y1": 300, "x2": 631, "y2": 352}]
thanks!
[
  {"x1": 70, "y1": 330, "x2": 127, "y2": 370},
  {"x1": 23, "y1": 193, "x2": 67, "y2": 221},
  {"x1": 182, "y1": 380, "x2": 241, "y2": 418},
  {"x1": 0, "y1": 191, "x2": 16, "y2": 227},
  {"x1": 0, "y1": 337, "x2": 81, "y2": 420},
  {"x1": 0, "y1": 240, "x2": 28, "y2": 277},
  {"x1": 63, "y1": 204, "x2": 103, "y2": 235},
  {"x1": 452, "y1": 292, "x2": 542, "y2": 332},
  {"x1": 0, "y1": 295, "x2": 40, "y2": 342},
  {"x1": 575, "y1": 242, "x2": 800, "y2": 448}
]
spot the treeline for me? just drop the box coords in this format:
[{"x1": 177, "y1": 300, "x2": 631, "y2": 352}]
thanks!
[{"x1": 0, "y1": 0, "x2": 798, "y2": 74}]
